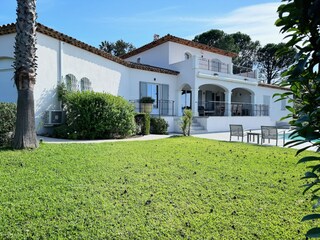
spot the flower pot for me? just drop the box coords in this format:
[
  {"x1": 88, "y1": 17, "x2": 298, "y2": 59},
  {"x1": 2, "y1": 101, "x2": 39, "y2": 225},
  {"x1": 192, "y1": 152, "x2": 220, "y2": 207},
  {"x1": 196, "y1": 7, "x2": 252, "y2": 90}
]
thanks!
[{"x1": 141, "y1": 103, "x2": 153, "y2": 113}]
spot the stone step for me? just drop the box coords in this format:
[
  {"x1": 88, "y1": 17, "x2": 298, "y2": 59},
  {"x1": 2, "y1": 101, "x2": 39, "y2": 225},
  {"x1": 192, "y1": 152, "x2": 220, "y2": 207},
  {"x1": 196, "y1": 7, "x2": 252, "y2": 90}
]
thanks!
[
  {"x1": 191, "y1": 125, "x2": 205, "y2": 131},
  {"x1": 190, "y1": 118, "x2": 205, "y2": 132}
]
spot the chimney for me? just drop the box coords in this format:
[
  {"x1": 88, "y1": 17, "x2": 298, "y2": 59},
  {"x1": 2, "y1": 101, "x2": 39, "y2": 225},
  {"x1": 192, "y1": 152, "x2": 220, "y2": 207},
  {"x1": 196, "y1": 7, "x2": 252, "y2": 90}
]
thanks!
[{"x1": 153, "y1": 34, "x2": 160, "y2": 41}]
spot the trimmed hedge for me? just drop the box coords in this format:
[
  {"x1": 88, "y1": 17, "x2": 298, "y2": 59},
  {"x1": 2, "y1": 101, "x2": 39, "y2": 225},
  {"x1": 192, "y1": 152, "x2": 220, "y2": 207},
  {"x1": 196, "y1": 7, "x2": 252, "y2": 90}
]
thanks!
[
  {"x1": 134, "y1": 113, "x2": 150, "y2": 135},
  {"x1": 53, "y1": 91, "x2": 135, "y2": 139},
  {"x1": 0, "y1": 102, "x2": 16, "y2": 146},
  {"x1": 150, "y1": 117, "x2": 168, "y2": 135}
]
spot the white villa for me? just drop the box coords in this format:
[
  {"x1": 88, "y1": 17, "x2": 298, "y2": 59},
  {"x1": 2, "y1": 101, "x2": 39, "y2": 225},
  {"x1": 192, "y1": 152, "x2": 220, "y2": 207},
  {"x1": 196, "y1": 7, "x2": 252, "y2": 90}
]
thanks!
[{"x1": 0, "y1": 23, "x2": 289, "y2": 134}]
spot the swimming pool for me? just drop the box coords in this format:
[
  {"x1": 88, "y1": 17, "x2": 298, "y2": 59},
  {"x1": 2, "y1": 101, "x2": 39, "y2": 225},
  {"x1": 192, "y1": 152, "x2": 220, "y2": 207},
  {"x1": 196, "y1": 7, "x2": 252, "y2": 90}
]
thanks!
[{"x1": 279, "y1": 132, "x2": 305, "y2": 141}]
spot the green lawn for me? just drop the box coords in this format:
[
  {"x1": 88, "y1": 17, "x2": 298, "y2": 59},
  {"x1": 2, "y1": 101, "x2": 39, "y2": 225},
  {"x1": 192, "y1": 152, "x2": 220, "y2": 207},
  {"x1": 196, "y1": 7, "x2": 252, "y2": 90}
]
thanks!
[{"x1": 0, "y1": 137, "x2": 316, "y2": 239}]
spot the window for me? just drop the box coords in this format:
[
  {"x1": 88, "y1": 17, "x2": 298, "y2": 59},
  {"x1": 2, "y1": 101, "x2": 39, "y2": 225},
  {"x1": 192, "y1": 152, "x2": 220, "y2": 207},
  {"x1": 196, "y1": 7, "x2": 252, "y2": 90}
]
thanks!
[
  {"x1": 212, "y1": 58, "x2": 221, "y2": 72},
  {"x1": 185, "y1": 52, "x2": 192, "y2": 60},
  {"x1": 80, "y1": 77, "x2": 91, "y2": 91},
  {"x1": 140, "y1": 82, "x2": 169, "y2": 109},
  {"x1": 66, "y1": 74, "x2": 78, "y2": 91},
  {"x1": 137, "y1": 57, "x2": 141, "y2": 63}
]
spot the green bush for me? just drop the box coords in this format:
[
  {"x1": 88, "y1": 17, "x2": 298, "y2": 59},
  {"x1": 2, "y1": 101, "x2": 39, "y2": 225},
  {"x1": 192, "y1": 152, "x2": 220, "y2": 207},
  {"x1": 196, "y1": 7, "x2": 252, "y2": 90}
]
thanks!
[
  {"x1": 0, "y1": 102, "x2": 16, "y2": 146},
  {"x1": 52, "y1": 124, "x2": 70, "y2": 139},
  {"x1": 135, "y1": 113, "x2": 150, "y2": 135},
  {"x1": 59, "y1": 91, "x2": 135, "y2": 139},
  {"x1": 150, "y1": 117, "x2": 168, "y2": 134}
]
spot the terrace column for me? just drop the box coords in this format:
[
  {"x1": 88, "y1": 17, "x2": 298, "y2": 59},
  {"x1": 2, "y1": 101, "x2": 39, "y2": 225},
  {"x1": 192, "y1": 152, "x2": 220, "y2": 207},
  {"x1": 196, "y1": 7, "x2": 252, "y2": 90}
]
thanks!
[
  {"x1": 226, "y1": 91, "x2": 232, "y2": 116},
  {"x1": 176, "y1": 89, "x2": 182, "y2": 116},
  {"x1": 191, "y1": 88, "x2": 199, "y2": 117},
  {"x1": 252, "y1": 93, "x2": 257, "y2": 116}
]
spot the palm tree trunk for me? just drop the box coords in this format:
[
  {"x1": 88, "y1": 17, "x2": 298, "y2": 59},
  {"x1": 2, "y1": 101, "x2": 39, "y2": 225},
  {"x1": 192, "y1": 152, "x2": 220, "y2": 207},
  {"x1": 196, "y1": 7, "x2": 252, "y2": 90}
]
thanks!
[{"x1": 13, "y1": 0, "x2": 38, "y2": 149}]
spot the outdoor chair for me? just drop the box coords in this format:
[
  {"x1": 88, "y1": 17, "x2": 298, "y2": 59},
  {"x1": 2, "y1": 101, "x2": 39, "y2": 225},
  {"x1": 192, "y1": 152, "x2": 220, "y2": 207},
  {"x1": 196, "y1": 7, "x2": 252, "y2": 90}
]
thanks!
[
  {"x1": 261, "y1": 126, "x2": 278, "y2": 146},
  {"x1": 198, "y1": 106, "x2": 205, "y2": 116},
  {"x1": 229, "y1": 124, "x2": 245, "y2": 142},
  {"x1": 237, "y1": 104, "x2": 243, "y2": 116},
  {"x1": 232, "y1": 104, "x2": 238, "y2": 116}
]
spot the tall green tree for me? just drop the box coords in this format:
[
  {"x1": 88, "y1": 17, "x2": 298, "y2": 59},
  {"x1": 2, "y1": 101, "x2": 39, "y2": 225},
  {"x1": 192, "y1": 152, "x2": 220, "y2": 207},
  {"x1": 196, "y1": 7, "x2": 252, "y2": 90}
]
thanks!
[
  {"x1": 193, "y1": 30, "x2": 260, "y2": 69},
  {"x1": 193, "y1": 29, "x2": 237, "y2": 53},
  {"x1": 257, "y1": 43, "x2": 296, "y2": 84},
  {"x1": 275, "y1": 0, "x2": 320, "y2": 238},
  {"x1": 13, "y1": 0, "x2": 38, "y2": 149},
  {"x1": 99, "y1": 39, "x2": 135, "y2": 57},
  {"x1": 230, "y1": 32, "x2": 260, "y2": 69}
]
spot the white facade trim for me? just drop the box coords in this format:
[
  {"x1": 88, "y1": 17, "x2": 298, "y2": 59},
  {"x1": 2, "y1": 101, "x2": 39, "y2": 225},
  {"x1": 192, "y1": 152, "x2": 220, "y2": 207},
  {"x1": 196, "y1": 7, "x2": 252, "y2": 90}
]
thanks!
[{"x1": 197, "y1": 72, "x2": 258, "y2": 86}]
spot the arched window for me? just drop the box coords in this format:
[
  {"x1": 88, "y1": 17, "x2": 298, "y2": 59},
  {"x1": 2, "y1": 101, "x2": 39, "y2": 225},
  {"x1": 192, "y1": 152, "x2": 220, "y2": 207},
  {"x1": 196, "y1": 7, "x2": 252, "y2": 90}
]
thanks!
[
  {"x1": 65, "y1": 74, "x2": 78, "y2": 92},
  {"x1": 137, "y1": 57, "x2": 141, "y2": 63},
  {"x1": 184, "y1": 52, "x2": 192, "y2": 60},
  {"x1": 80, "y1": 77, "x2": 91, "y2": 91}
]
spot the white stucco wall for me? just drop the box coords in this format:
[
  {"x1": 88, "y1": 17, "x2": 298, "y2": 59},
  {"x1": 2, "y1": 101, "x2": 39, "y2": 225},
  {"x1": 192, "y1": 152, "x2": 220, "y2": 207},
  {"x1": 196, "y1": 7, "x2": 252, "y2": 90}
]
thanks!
[
  {"x1": 125, "y1": 41, "x2": 233, "y2": 71},
  {"x1": 35, "y1": 33, "x2": 61, "y2": 130},
  {"x1": 126, "y1": 42, "x2": 170, "y2": 69},
  {"x1": 34, "y1": 33, "x2": 135, "y2": 133},
  {"x1": 61, "y1": 41, "x2": 130, "y2": 97},
  {"x1": 196, "y1": 116, "x2": 274, "y2": 133},
  {"x1": 168, "y1": 42, "x2": 232, "y2": 66}
]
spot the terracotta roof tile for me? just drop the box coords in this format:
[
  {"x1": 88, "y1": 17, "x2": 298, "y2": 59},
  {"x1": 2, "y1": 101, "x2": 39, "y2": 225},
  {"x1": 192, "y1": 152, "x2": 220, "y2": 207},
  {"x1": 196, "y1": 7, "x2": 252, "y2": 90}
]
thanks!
[
  {"x1": 0, "y1": 23, "x2": 16, "y2": 35},
  {"x1": 121, "y1": 34, "x2": 237, "y2": 59},
  {"x1": 0, "y1": 23, "x2": 179, "y2": 76},
  {"x1": 258, "y1": 82, "x2": 289, "y2": 91}
]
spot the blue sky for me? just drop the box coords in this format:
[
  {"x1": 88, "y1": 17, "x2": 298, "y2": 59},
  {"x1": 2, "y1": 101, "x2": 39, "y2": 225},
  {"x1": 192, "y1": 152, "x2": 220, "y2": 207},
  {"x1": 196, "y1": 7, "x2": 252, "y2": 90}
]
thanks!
[{"x1": 0, "y1": 0, "x2": 284, "y2": 49}]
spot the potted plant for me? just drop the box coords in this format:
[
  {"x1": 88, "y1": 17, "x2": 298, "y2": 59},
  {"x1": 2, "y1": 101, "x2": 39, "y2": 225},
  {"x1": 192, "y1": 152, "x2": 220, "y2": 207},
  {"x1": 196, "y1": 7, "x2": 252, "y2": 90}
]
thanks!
[{"x1": 140, "y1": 97, "x2": 155, "y2": 113}]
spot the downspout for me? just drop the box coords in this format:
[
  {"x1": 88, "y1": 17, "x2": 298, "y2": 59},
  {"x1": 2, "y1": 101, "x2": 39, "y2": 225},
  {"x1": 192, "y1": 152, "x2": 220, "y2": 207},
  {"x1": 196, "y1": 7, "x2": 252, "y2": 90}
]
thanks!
[
  {"x1": 58, "y1": 41, "x2": 64, "y2": 110},
  {"x1": 58, "y1": 40, "x2": 63, "y2": 84}
]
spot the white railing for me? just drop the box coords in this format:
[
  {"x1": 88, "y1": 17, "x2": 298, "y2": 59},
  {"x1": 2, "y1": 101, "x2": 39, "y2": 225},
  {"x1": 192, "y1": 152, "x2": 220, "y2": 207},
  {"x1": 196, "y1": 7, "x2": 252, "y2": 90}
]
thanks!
[
  {"x1": 196, "y1": 57, "x2": 257, "y2": 79},
  {"x1": 197, "y1": 58, "x2": 229, "y2": 74},
  {"x1": 233, "y1": 65, "x2": 257, "y2": 79},
  {"x1": 197, "y1": 101, "x2": 269, "y2": 117}
]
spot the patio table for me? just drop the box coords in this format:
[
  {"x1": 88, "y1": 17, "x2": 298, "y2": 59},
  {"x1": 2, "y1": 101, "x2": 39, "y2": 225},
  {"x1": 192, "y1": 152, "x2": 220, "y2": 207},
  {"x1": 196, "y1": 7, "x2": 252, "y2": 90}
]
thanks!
[{"x1": 247, "y1": 132, "x2": 260, "y2": 144}]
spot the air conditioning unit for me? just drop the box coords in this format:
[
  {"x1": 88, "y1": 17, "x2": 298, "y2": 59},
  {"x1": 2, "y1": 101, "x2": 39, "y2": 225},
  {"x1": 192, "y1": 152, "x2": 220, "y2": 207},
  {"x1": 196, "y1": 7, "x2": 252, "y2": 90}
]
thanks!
[{"x1": 44, "y1": 110, "x2": 65, "y2": 126}]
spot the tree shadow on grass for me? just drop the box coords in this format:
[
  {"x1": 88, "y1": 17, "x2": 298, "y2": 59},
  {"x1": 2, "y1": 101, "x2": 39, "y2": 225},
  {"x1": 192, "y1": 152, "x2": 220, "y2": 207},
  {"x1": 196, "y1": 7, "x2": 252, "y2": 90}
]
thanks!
[
  {"x1": 0, "y1": 146, "x2": 13, "y2": 152},
  {"x1": 169, "y1": 135, "x2": 184, "y2": 138}
]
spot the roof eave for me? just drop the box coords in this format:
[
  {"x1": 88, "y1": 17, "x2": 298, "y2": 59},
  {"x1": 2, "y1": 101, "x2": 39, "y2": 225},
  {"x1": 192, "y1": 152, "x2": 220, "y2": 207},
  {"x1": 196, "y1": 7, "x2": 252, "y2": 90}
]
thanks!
[
  {"x1": 121, "y1": 34, "x2": 237, "y2": 59},
  {"x1": 0, "y1": 23, "x2": 179, "y2": 76}
]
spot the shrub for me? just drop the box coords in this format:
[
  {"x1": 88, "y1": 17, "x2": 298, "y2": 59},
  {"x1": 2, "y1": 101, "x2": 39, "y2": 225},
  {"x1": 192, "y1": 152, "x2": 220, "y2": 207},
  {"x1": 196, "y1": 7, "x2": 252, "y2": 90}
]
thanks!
[
  {"x1": 61, "y1": 91, "x2": 135, "y2": 139},
  {"x1": 150, "y1": 117, "x2": 168, "y2": 134},
  {"x1": 0, "y1": 102, "x2": 16, "y2": 147},
  {"x1": 135, "y1": 113, "x2": 150, "y2": 135},
  {"x1": 52, "y1": 124, "x2": 69, "y2": 139}
]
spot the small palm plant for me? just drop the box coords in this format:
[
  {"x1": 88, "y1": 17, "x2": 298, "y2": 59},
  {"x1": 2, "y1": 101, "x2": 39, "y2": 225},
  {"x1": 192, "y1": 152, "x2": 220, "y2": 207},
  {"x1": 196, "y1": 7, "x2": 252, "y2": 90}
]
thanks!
[{"x1": 181, "y1": 109, "x2": 193, "y2": 136}]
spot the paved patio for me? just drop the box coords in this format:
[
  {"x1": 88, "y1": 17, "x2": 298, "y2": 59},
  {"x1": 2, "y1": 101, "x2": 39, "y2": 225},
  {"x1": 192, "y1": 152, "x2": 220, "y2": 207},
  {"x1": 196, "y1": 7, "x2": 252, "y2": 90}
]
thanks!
[
  {"x1": 38, "y1": 130, "x2": 317, "y2": 152},
  {"x1": 38, "y1": 134, "x2": 170, "y2": 144},
  {"x1": 193, "y1": 130, "x2": 318, "y2": 151}
]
